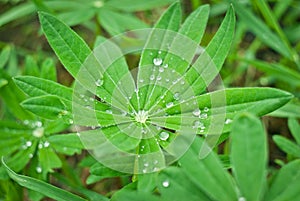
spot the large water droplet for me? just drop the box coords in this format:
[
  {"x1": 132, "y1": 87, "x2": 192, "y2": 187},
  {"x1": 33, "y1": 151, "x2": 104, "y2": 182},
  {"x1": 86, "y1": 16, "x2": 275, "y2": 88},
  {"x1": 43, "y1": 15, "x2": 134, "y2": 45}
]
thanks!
[
  {"x1": 95, "y1": 79, "x2": 103, "y2": 87},
  {"x1": 162, "y1": 180, "x2": 170, "y2": 187},
  {"x1": 159, "y1": 131, "x2": 169, "y2": 141},
  {"x1": 44, "y1": 141, "x2": 50, "y2": 148},
  {"x1": 166, "y1": 102, "x2": 174, "y2": 108},
  {"x1": 26, "y1": 141, "x2": 32, "y2": 147},
  {"x1": 238, "y1": 197, "x2": 246, "y2": 201},
  {"x1": 153, "y1": 58, "x2": 163, "y2": 66},
  {"x1": 225, "y1": 118, "x2": 232, "y2": 124},
  {"x1": 33, "y1": 127, "x2": 44, "y2": 138},
  {"x1": 36, "y1": 166, "x2": 42, "y2": 173},
  {"x1": 192, "y1": 109, "x2": 201, "y2": 117}
]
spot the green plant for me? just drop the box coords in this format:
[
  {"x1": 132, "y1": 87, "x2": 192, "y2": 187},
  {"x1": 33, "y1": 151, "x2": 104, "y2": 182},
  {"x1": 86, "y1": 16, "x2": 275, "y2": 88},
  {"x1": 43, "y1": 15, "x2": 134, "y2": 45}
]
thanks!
[{"x1": 0, "y1": 1, "x2": 299, "y2": 201}]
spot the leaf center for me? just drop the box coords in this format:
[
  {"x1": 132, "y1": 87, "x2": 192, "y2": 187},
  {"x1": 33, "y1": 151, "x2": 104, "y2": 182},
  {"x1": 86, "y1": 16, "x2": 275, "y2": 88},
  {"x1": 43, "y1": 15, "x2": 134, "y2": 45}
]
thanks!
[{"x1": 135, "y1": 110, "x2": 149, "y2": 124}]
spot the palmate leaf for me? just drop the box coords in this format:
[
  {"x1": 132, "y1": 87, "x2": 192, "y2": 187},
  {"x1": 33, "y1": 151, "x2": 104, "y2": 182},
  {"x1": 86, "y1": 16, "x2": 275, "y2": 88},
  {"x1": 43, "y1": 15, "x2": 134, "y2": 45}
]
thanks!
[{"x1": 37, "y1": 3, "x2": 293, "y2": 174}]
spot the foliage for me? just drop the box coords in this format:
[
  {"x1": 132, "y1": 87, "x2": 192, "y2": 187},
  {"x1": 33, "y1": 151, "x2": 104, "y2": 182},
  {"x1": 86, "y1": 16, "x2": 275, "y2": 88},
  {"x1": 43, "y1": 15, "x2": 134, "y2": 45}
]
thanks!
[{"x1": 0, "y1": 0, "x2": 299, "y2": 200}]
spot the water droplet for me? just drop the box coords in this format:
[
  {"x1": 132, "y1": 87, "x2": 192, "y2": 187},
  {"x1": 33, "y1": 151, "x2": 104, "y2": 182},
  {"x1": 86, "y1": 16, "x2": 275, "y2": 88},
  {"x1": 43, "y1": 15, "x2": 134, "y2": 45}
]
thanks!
[
  {"x1": 238, "y1": 197, "x2": 246, "y2": 201},
  {"x1": 26, "y1": 141, "x2": 32, "y2": 147},
  {"x1": 162, "y1": 180, "x2": 169, "y2": 187},
  {"x1": 76, "y1": 132, "x2": 81, "y2": 137},
  {"x1": 203, "y1": 107, "x2": 209, "y2": 112},
  {"x1": 95, "y1": 79, "x2": 103, "y2": 87},
  {"x1": 106, "y1": 109, "x2": 112, "y2": 114},
  {"x1": 23, "y1": 120, "x2": 29, "y2": 125},
  {"x1": 200, "y1": 113, "x2": 208, "y2": 119},
  {"x1": 142, "y1": 169, "x2": 147, "y2": 173},
  {"x1": 171, "y1": 69, "x2": 175, "y2": 73},
  {"x1": 150, "y1": 74, "x2": 155, "y2": 80},
  {"x1": 180, "y1": 80, "x2": 185, "y2": 85},
  {"x1": 225, "y1": 118, "x2": 232, "y2": 124},
  {"x1": 121, "y1": 111, "x2": 127, "y2": 116},
  {"x1": 193, "y1": 120, "x2": 201, "y2": 128},
  {"x1": 166, "y1": 102, "x2": 174, "y2": 108},
  {"x1": 33, "y1": 127, "x2": 44, "y2": 138},
  {"x1": 38, "y1": 143, "x2": 43, "y2": 149},
  {"x1": 144, "y1": 163, "x2": 149, "y2": 167},
  {"x1": 153, "y1": 58, "x2": 163, "y2": 66},
  {"x1": 159, "y1": 131, "x2": 169, "y2": 141},
  {"x1": 154, "y1": 160, "x2": 158, "y2": 164},
  {"x1": 158, "y1": 50, "x2": 162, "y2": 54},
  {"x1": 35, "y1": 121, "x2": 42, "y2": 127},
  {"x1": 157, "y1": 75, "x2": 162, "y2": 81},
  {"x1": 165, "y1": 78, "x2": 170, "y2": 82},
  {"x1": 36, "y1": 166, "x2": 42, "y2": 173},
  {"x1": 139, "y1": 79, "x2": 144, "y2": 83},
  {"x1": 192, "y1": 109, "x2": 201, "y2": 117},
  {"x1": 29, "y1": 153, "x2": 33, "y2": 158},
  {"x1": 163, "y1": 64, "x2": 168, "y2": 68},
  {"x1": 159, "y1": 67, "x2": 164, "y2": 72},
  {"x1": 173, "y1": 92, "x2": 180, "y2": 101},
  {"x1": 44, "y1": 141, "x2": 50, "y2": 147},
  {"x1": 68, "y1": 119, "x2": 74, "y2": 124}
]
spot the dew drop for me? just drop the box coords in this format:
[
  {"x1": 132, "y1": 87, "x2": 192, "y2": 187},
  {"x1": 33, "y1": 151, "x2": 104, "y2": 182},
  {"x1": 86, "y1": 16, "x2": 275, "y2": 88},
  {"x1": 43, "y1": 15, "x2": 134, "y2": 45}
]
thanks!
[
  {"x1": 225, "y1": 118, "x2": 232, "y2": 124},
  {"x1": 163, "y1": 64, "x2": 168, "y2": 68},
  {"x1": 165, "y1": 78, "x2": 170, "y2": 82},
  {"x1": 68, "y1": 119, "x2": 74, "y2": 124},
  {"x1": 200, "y1": 113, "x2": 208, "y2": 119},
  {"x1": 142, "y1": 169, "x2": 147, "y2": 173},
  {"x1": 106, "y1": 109, "x2": 112, "y2": 114},
  {"x1": 159, "y1": 67, "x2": 164, "y2": 72},
  {"x1": 33, "y1": 127, "x2": 44, "y2": 138},
  {"x1": 203, "y1": 107, "x2": 209, "y2": 112},
  {"x1": 139, "y1": 79, "x2": 144, "y2": 83},
  {"x1": 158, "y1": 50, "x2": 162, "y2": 54},
  {"x1": 29, "y1": 153, "x2": 33, "y2": 158},
  {"x1": 38, "y1": 143, "x2": 43, "y2": 149},
  {"x1": 157, "y1": 75, "x2": 162, "y2": 81},
  {"x1": 44, "y1": 141, "x2": 50, "y2": 147},
  {"x1": 154, "y1": 160, "x2": 158, "y2": 164},
  {"x1": 95, "y1": 79, "x2": 103, "y2": 87},
  {"x1": 238, "y1": 197, "x2": 246, "y2": 201},
  {"x1": 144, "y1": 163, "x2": 149, "y2": 167},
  {"x1": 35, "y1": 121, "x2": 42, "y2": 127},
  {"x1": 159, "y1": 131, "x2": 169, "y2": 141},
  {"x1": 193, "y1": 120, "x2": 201, "y2": 128},
  {"x1": 162, "y1": 180, "x2": 170, "y2": 187},
  {"x1": 36, "y1": 166, "x2": 42, "y2": 173},
  {"x1": 150, "y1": 74, "x2": 155, "y2": 80},
  {"x1": 173, "y1": 92, "x2": 180, "y2": 101},
  {"x1": 192, "y1": 109, "x2": 201, "y2": 117},
  {"x1": 26, "y1": 141, "x2": 32, "y2": 147},
  {"x1": 180, "y1": 80, "x2": 185, "y2": 85},
  {"x1": 153, "y1": 58, "x2": 163, "y2": 66},
  {"x1": 166, "y1": 102, "x2": 174, "y2": 108}
]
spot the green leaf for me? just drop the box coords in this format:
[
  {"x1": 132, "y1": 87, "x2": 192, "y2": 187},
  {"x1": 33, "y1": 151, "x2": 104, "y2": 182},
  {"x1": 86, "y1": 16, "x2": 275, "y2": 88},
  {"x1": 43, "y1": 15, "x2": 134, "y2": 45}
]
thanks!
[
  {"x1": 269, "y1": 99, "x2": 300, "y2": 118},
  {"x1": 273, "y1": 135, "x2": 300, "y2": 158},
  {"x1": 38, "y1": 11, "x2": 91, "y2": 77},
  {"x1": 90, "y1": 162, "x2": 127, "y2": 178},
  {"x1": 150, "y1": 87, "x2": 293, "y2": 133},
  {"x1": 0, "y1": 2, "x2": 36, "y2": 27},
  {"x1": 13, "y1": 76, "x2": 72, "y2": 102},
  {"x1": 158, "y1": 167, "x2": 212, "y2": 201},
  {"x1": 105, "y1": 0, "x2": 177, "y2": 12},
  {"x1": 38, "y1": 146, "x2": 62, "y2": 173},
  {"x1": 40, "y1": 58, "x2": 57, "y2": 81},
  {"x1": 179, "y1": 137, "x2": 237, "y2": 201},
  {"x1": 0, "y1": 70, "x2": 33, "y2": 120},
  {"x1": 111, "y1": 190, "x2": 161, "y2": 201},
  {"x1": 265, "y1": 160, "x2": 300, "y2": 201},
  {"x1": 242, "y1": 59, "x2": 300, "y2": 87},
  {"x1": 2, "y1": 158, "x2": 87, "y2": 201},
  {"x1": 288, "y1": 118, "x2": 300, "y2": 145},
  {"x1": 24, "y1": 56, "x2": 40, "y2": 77},
  {"x1": 48, "y1": 133, "x2": 83, "y2": 155},
  {"x1": 97, "y1": 9, "x2": 148, "y2": 35},
  {"x1": 137, "y1": 173, "x2": 158, "y2": 193},
  {"x1": 186, "y1": 5, "x2": 235, "y2": 94},
  {"x1": 57, "y1": 9, "x2": 95, "y2": 26},
  {"x1": 0, "y1": 45, "x2": 11, "y2": 68},
  {"x1": 230, "y1": 113, "x2": 267, "y2": 201},
  {"x1": 231, "y1": 1, "x2": 292, "y2": 59},
  {"x1": 21, "y1": 95, "x2": 67, "y2": 120}
]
